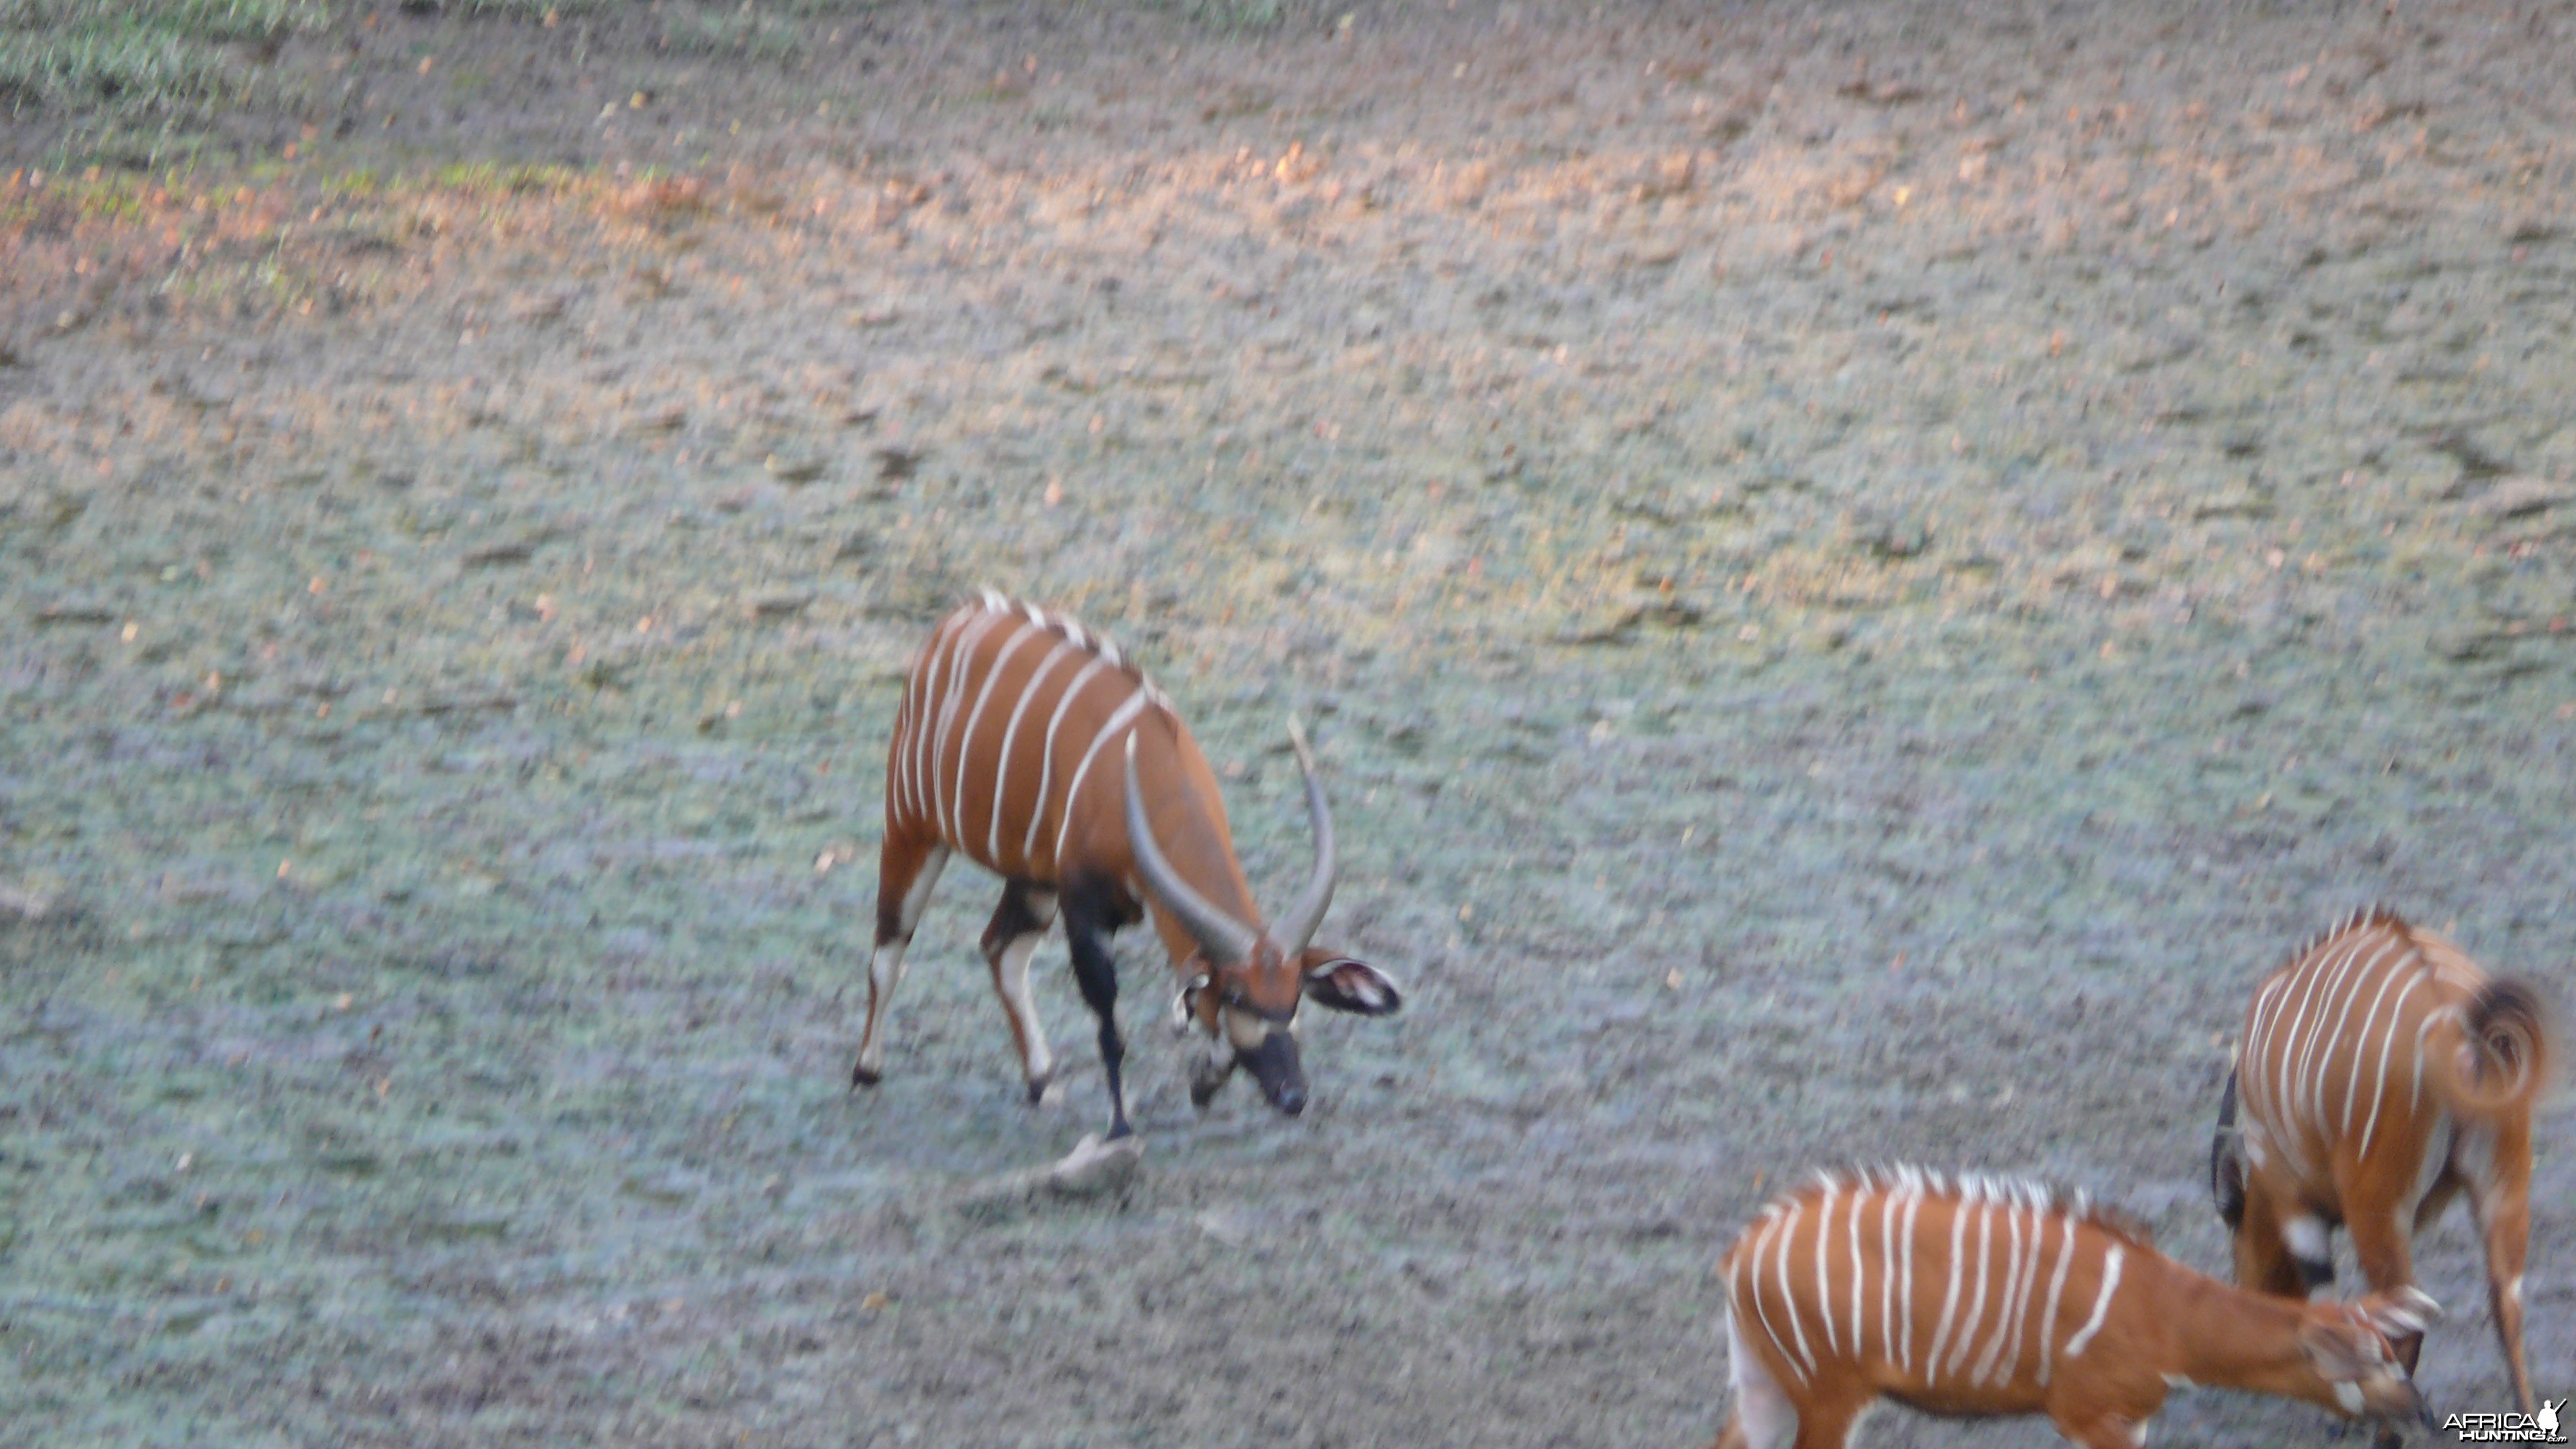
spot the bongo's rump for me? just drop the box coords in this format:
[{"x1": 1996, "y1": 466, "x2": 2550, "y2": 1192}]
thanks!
[
  {"x1": 2214, "y1": 907, "x2": 2555, "y2": 1412},
  {"x1": 1708, "y1": 1168, "x2": 2433, "y2": 1449}
]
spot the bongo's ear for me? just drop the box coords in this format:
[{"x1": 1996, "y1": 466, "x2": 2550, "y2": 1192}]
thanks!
[{"x1": 1299, "y1": 952, "x2": 1402, "y2": 1016}]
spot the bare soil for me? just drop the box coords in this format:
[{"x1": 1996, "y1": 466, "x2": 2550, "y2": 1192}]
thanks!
[{"x1": 2, "y1": 2, "x2": 2572, "y2": 1445}]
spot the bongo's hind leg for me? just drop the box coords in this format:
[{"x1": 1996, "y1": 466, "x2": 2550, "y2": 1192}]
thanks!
[
  {"x1": 2345, "y1": 1186, "x2": 2426, "y2": 1449},
  {"x1": 853, "y1": 832, "x2": 948, "y2": 1087},
  {"x1": 2233, "y1": 1172, "x2": 2322, "y2": 1298},
  {"x1": 1786, "y1": 1390, "x2": 1867, "y2": 1449},
  {"x1": 980, "y1": 881, "x2": 1059, "y2": 1103},
  {"x1": 2467, "y1": 1154, "x2": 2535, "y2": 1412}
]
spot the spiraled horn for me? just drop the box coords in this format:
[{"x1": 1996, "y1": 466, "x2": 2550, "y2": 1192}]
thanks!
[
  {"x1": 1124, "y1": 735, "x2": 1258, "y2": 967},
  {"x1": 1264, "y1": 717, "x2": 1336, "y2": 958}
]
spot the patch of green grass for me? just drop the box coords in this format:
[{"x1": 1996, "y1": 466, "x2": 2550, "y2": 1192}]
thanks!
[
  {"x1": 46, "y1": 114, "x2": 222, "y2": 172},
  {"x1": 464, "y1": 0, "x2": 607, "y2": 12},
  {"x1": 63, "y1": 167, "x2": 155, "y2": 218},
  {"x1": 0, "y1": 163, "x2": 183, "y2": 221},
  {"x1": 426, "y1": 158, "x2": 589, "y2": 198},
  {"x1": 0, "y1": 0, "x2": 326, "y2": 113},
  {"x1": 663, "y1": 6, "x2": 806, "y2": 63},
  {"x1": 1157, "y1": 0, "x2": 1287, "y2": 32},
  {"x1": 390, "y1": 0, "x2": 599, "y2": 14},
  {"x1": 321, "y1": 163, "x2": 380, "y2": 199}
]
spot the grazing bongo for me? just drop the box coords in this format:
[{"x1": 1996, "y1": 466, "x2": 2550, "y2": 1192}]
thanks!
[
  {"x1": 2211, "y1": 906, "x2": 2554, "y2": 1425},
  {"x1": 1709, "y1": 1167, "x2": 2434, "y2": 1449},
  {"x1": 853, "y1": 591, "x2": 1402, "y2": 1139}
]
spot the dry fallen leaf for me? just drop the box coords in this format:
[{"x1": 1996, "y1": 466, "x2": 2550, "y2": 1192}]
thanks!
[{"x1": 765, "y1": 454, "x2": 826, "y2": 484}]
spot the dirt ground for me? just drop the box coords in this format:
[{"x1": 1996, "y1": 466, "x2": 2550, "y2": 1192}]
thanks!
[{"x1": 3, "y1": 1, "x2": 2572, "y2": 1445}]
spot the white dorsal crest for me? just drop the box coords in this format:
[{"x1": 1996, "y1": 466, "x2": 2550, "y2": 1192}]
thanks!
[
  {"x1": 1758, "y1": 1165, "x2": 2156, "y2": 1253},
  {"x1": 970, "y1": 588, "x2": 1167, "y2": 707}
]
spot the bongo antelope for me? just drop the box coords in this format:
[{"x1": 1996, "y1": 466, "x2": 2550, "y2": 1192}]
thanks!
[
  {"x1": 2211, "y1": 906, "x2": 2553, "y2": 1420},
  {"x1": 1711, "y1": 1167, "x2": 2436, "y2": 1449},
  {"x1": 852, "y1": 591, "x2": 1401, "y2": 1138}
]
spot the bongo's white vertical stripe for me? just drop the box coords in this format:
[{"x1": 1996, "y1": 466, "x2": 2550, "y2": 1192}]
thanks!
[
  {"x1": 1969, "y1": 1192, "x2": 2030, "y2": 1386},
  {"x1": 2303, "y1": 937, "x2": 2404, "y2": 1123},
  {"x1": 2036, "y1": 1205, "x2": 2080, "y2": 1385},
  {"x1": 1846, "y1": 1177, "x2": 1868, "y2": 1363},
  {"x1": 926, "y1": 607, "x2": 1011, "y2": 839},
  {"x1": 1772, "y1": 1200, "x2": 1817, "y2": 1377},
  {"x1": 1025, "y1": 656, "x2": 1110, "y2": 861},
  {"x1": 947, "y1": 616, "x2": 1044, "y2": 843},
  {"x1": 1996, "y1": 1204, "x2": 2048, "y2": 1386},
  {"x1": 1877, "y1": 1180, "x2": 1902, "y2": 1368},
  {"x1": 985, "y1": 638, "x2": 1075, "y2": 863},
  {"x1": 2288, "y1": 935, "x2": 2373, "y2": 1121},
  {"x1": 1923, "y1": 1188, "x2": 1974, "y2": 1380},
  {"x1": 2409, "y1": 1010, "x2": 2444, "y2": 1110},
  {"x1": 1941, "y1": 1195, "x2": 1998, "y2": 1379},
  {"x1": 2312, "y1": 938, "x2": 2405, "y2": 1121},
  {"x1": 1813, "y1": 1178, "x2": 1842, "y2": 1356},
  {"x1": 1896, "y1": 1174, "x2": 1926, "y2": 1375},
  {"x1": 2352, "y1": 972, "x2": 2424, "y2": 1156},
  {"x1": 893, "y1": 607, "x2": 970, "y2": 824},
  {"x1": 1051, "y1": 688, "x2": 1155, "y2": 865},
  {"x1": 2265, "y1": 947, "x2": 2342, "y2": 1171},
  {"x1": 2058, "y1": 1246, "x2": 2125, "y2": 1360},
  {"x1": 1740, "y1": 1207, "x2": 1806, "y2": 1387},
  {"x1": 2340, "y1": 963, "x2": 2410, "y2": 1132}
]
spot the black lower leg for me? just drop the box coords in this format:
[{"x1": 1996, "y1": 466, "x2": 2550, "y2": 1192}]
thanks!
[
  {"x1": 1062, "y1": 888, "x2": 1131, "y2": 1139},
  {"x1": 2210, "y1": 1067, "x2": 2245, "y2": 1230}
]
